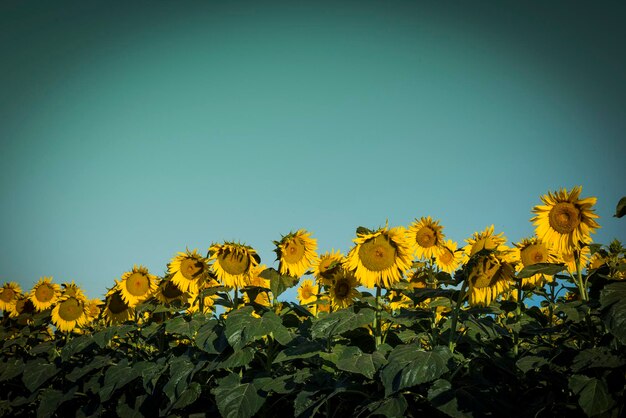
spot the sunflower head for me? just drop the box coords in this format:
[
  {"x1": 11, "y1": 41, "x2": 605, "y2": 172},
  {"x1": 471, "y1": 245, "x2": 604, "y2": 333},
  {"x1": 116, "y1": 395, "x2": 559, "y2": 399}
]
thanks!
[
  {"x1": 407, "y1": 216, "x2": 446, "y2": 260},
  {"x1": 464, "y1": 225, "x2": 508, "y2": 262},
  {"x1": 155, "y1": 279, "x2": 186, "y2": 304},
  {"x1": 117, "y1": 265, "x2": 158, "y2": 307},
  {"x1": 245, "y1": 264, "x2": 270, "y2": 289},
  {"x1": 312, "y1": 250, "x2": 344, "y2": 286},
  {"x1": 297, "y1": 279, "x2": 318, "y2": 305},
  {"x1": 51, "y1": 295, "x2": 88, "y2": 332},
  {"x1": 187, "y1": 294, "x2": 219, "y2": 315},
  {"x1": 531, "y1": 186, "x2": 600, "y2": 253},
  {"x1": 560, "y1": 246, "x2": 591, "y2": 274},
  {"x1": 61, "y1": 281, "x2": 87, "y2": 301},
  {"x1": 29, "y1": 277, "x2": 61, "y2": 311},
  {"x1": 11, "y1": 294, "x2": 36, "y2": 319},
  {"x1": 103, "y1": 287, "x2": 134, "y2": 325},
  {"x1": 514, "y1": 237, "x2": 558, "y2": 288},
  {"x1": 435, "y1": 240, "x2": 463, "y2": 274},
  {"x1": 466, "y1": 252, "x2": 515, "y2": 306},
  {"x1": 344, "y1": 225, "x2": 413, "y2": 289},
  {"x1": 329, "y1": 270, "x2": 359, "y2": 310},
  {"x1": 274, "y1": 229, "x2": 318, "y2": 278},
  {"x1": 209, "y1": 242, "x2": 259, "y2": 288},
  {"x1": 387, "y1": 290, "x2": 413, "y2": 311},
  {"x1": 169, "y1": 249, "x2": 209, "y2": 294},
  {"x1": 0, "y1": 282, "x2": 22, "y2": 312},
  {"x1": 86, "y1": 299, "x2": 104, "y2": 321}
]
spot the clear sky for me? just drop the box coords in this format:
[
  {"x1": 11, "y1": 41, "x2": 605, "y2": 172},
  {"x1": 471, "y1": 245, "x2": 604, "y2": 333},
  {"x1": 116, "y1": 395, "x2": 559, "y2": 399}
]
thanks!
[{"x1": 1, "y1": 0, "x2": 625, "y2": 302}]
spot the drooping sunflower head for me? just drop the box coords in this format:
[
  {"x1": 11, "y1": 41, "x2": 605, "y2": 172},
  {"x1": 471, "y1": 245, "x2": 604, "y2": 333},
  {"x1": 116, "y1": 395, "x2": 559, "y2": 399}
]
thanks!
[
  {"x1": 29, "y1": 277, "x2": 61, "y2": 311},
  {"x1": 187, "y1": 294, "x2": 219, "y2": 315},
  {"x1": 466, "y1": 252, "x2": 515, "y2": 306},
  {"x1": 297, "y1": 279, "x2": 318, "y2": 305},
  {"x1": 116, "y1": 265, "x2": 158, "y2": 307},
  {"x1": 435, "y1": 240, "x2": 464, "y2": 274},
  {"x1": 514, "y1": 237, "x2": 559, "y2": 288},
  {"x1": 405, "y1": 262, "x2": 428, "y2": 289},
  {"x1": 531, "y1": 186, "x2": 600, "y2": 253},
  {"x1": 329, "y1": 270, "x2": 359, "y2": 310},
  {"x1": 155, "y1": 279, "x2": 186, "y2": 304},
  {"x1": 464, "y1": 225, "x2": 508, "y2": 262},
  {"x1": 387, "y1": 290, "x2": 413, "y2": 311},
  {"x1": 245, "y1": 264, "x2": 270, "y2": 289},
  {"x1": 61, "y1": 281, "x2": 87, "y2": 301},
  {"x1": 243, "y1": 290, "x2": 271, "y2": 308},
  {"x1": 407, "y1": 216, "x2": 446, "y2": 260},
  {"x1": 0, "y1": 282, "x2": 22, "y2": 312},
  {"x1": 209, "y1": 242, "x2": 259, "y2": 288},
  {"x1": 86, "y1": 298, "x2": 104, "y2": 321},
  {"x1": 274, "y1": 229, "x2": 318, "y2": 278},
  {"x1": 51, "y1": 295, "x2": 89, "y2": 332},
  {"x1": 312, "y1": 250, "x2": 344, "y2": 286},
  {"x1": 169, "y1": 249, "x2": 209, "y2": 294},
  {"x1": 560, "y1": 246, "x2": 591, "y2": 274},
  {"x1": 344, "y1": 225, "x2": 413, "y2": 289},
  {"x1": 103, "y1": 286, "x2": 134, "y2": 325},
  {"x1": 11, "y1": 294, "x2": 36, "y2": 319}
]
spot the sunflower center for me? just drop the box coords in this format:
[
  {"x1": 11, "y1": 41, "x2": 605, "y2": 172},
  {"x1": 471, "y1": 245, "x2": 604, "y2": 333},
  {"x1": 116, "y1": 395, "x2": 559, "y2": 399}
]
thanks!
[
  {"x1": 16, "y1": 298, "x2": 34, "y2": 314},
  {"x1": 439, "y1": 249, "x2": 453, "y2": 264},
  {"x1": 180, "y1": 258, "x2": 204, "y2": 280},
  {"x1": 218, "y1": 251, "x2": 250, "y2": 275},
  {"x1": 521, "y1": 244, "x2": 548, "y2": 266},
  {"x1": 162, "y1": 281, "x2": 183, "y2": 298},
  {"x1": 108, "y1": 292, "x2": 128, "y2": 314},
  {"x1": 126, "y1": 273, "x2": 150, "y2": 296},
  {"x1": 548, "y1": 202, "x2": 581, "y2": 234},
  {"x1": 0, "y1": 288, "x2": 15, "y2": 302},
  {"x1": 283, "y1": 239, "x2": 305, "y2": 264},
  {"x1": 58, "y1": 297, "x2": 84, "y2": 321},
  {"x1": 416, "y1": 227, "x2": 437, "y2": 248},
  {"x1": 334, "y1": 279, "x2": 351, "y2": 299},
  {"x1": 35, "y1": 283, "x2": 55, "y2": 302},
  {"x1": 470, "y1": 256, "x2": 500, "y2": 289},
  {"x1": 358, "y1": 235, "x2": 397, "y2": 272},
  {"x1": 301, "y1": 286, "x2": 313, "y2": 300}
]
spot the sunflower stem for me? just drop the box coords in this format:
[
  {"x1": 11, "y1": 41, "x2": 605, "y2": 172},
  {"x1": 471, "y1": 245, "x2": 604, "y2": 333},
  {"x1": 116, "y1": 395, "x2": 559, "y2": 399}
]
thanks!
[
  {"x1": 233, "y1": 286, "x2": 239, "y2": 309},
  {"x1": 513, "y1": 282, "x2": 523, "y2": 357},
  {"x1": 448, "y1": 280, "x2": 468, "y2": 354},
  {"x1": 374, "y1": 286, "x2": 382, "y2": 348},
  {"x1": 574, "y1": 249, "x2": 588, "y2": 302}
]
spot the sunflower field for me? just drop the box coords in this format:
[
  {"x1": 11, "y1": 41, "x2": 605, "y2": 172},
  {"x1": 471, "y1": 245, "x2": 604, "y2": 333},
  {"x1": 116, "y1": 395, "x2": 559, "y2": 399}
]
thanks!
[{"x1": 1, "y1": 187, "x2": 625, "y2": 417}]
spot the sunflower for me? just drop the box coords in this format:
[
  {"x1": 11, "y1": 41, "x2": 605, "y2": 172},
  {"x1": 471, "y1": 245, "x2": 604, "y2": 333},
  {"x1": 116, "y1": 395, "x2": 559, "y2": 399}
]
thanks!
[
  {"x1": 466, "y1": 252, "x2": 516, "y2": 306},
  {"x1": 243, "y1": 291, "x2": 271, "y2": 308},
  {"x1": 514, "y1": 237, "x2": 560, "y2": 288},
  {"x1": 209, "y1": 242, "x2": 259, "y2": 288},
  {"x1": 60, "y1": 281, "x2": 87, "y2": 301},
  {"x1": 29, "y1": 277, "x2": 61, "y2": 311},
  {"x1": 51, "y1": 294, "x2": 89, "y2": 332},
  {"x1": 117, "y1": 265, "x2": 158, "y2": 307},
  {"x1": 344, "y1": 225, "x2": 413, "y2": 289},
  {"x1": 329, "y1": 270, "x2": 359, "y2": 310},
  {"x1": 531, "y1": 186, "x2": 600, "y2": 253},
  {"x1": 315, "y1": 295, "x2": 331, "y2": 315},
  {"x1": 275, "y1": 229, "x2": 318, "y2": 278},
  {"x1": 297, "y1": 279, "x2": 318, "y2": 305},
  {"x1": 388, "y1": 290, "x2": 413, "y2": 311},
  {"x1": 463, "y1": 225, "x2": 508, "y2": 262},
  {"x1": 246, "y1": 264, "x2": 270, "y2": 289},
  {"x1": 312, "y1": 250, "x2": 344, "y2": 286},
  {"x1": 85, "y1": 298, "x2": 104, "y2": 321},
  {"x1": 406, "y1": 263, "x2": 428, "y2": 289},
  {"x1": 169, "y1": 249, "x2": 209, "y2": 294},
  {"x1": 407, "y1": 216, "x2": 446, "y2": 260},
  {"x1": 0, "y1": 282, "x2": 22, "y2": 312},
  {"x1": 103, "y1": 287, "x2": 134, "y2": 324},
  {"x1": 155, "y1": 279, "x2": 186, "y2": 304},
  {"x1": 435, "y1": 240, "x2": 464, "y2": 274},
  {"x1": 11, "y1": 294, "x2": 36, "y2": 319},
  {"x1": 187, "y1": 294, "x2": 218, "y2": 315},
  {"x1": 560, "y1": 246, "x2": 590, "y2": 274}
]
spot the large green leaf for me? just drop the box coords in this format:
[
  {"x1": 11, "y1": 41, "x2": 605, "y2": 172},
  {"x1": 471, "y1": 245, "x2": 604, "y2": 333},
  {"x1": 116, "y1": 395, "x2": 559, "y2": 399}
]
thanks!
[
  {"x1": 61, "y1": 334, "x2": 98, "y2": 361},
  {"x1": 0, "y1": 359, "x2": 24, "y2": 381},
  {"x1": 600, "y1": 282, "x2": 626, "y2": 344},
  {"x1": 572, "y1": 347, "x2": 625, "y2": 372},
  {"x1": 99, "y1": 360, "x2": 139, "y2": 402},
  {"x1": 219, "y1": 347, "x2": 255, "y2": 369},
  {"x1": 516, "y1": 263, "x2": 565, "y2": 279},
  {"x1": 211, "y1": 373, "x2": 264, "y2": 418},
  {"x1": 22, "y1": 358, "x2": 58, "y2": 393},
  {"x1": 259, "y1": 268, "x2": 300, "y2": 298},
  {"x1": 335, "y1": 346, "x2": 387, "y2": 379},
  {"x1": 195, "y1": 320, "x2": 227, "y2": 354},
  {"x1": 310, "y1": 308, "x2": 375, "y2": 340},
  {"x1": 380, "y1": 345, "x2": 451, "y2": 397},
  {"x1": 66, "y1": 356, "x2": 112, "y2": 382},
  {"x1": 92, "y1": 324, "x2": 135, "y2": 348},
  {"x1": 253, "y1": 375, "x2": 294, "y2": 394},
  {"x1": 163, "y1": 356, "x2": 195, "y2": 403},
  {"x1": 172, "y1": 381, "x2": 201, "y2": 410},
  {"x1": 515, "y1": 356, "x2": 548, "y2": 373},
  {"x1": 224, "y1": 307, "x2": 292, "y2": 350},
  {"x1": 165, "y1": 315, "x2": 203, "y2": 338},
  {"x1": 134, "y1": 360, "x2": 167, "y2": 393},
  {"x1": 365, "y1": 395, "x2": 407, "y2": 418},
  {"x1": 37, "y1": 387, "x2": 77, "y2": 418},
  {"x1": 273, "y1": 340, "x2": 325, "y2": 363},
  {"x1": 569, "y1": 375, "x2": 615, "y2": 416}
]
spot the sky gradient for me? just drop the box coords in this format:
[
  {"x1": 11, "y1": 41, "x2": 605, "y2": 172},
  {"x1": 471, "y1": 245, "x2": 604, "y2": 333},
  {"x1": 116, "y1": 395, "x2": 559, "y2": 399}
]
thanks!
[{"x1": 1, "y1": 0, "x2": 625, "y2": 301}]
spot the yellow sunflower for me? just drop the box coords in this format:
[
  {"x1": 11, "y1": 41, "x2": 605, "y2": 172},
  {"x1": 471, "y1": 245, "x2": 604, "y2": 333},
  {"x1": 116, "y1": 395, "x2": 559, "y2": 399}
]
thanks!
[
  {"x1": 103, "y1": 287, "x2": 135, "y2": 324},
  {"x1": 155, "y1": 279, "x2": 187, "y2": 304},
  {"x1": 117, "y1": 265, "x2": 158, "y2": 307},
  {"x1": 243, "y1": 291, "x2": 271, "y2": 308},
  {"x1": 51, "y1": 294, "x2": 89, "y2": 332},
  {"x1": 11, "y1": 294, "x2": 36, "y2": 319},
  {"x1": 514, "y1": 237, "x2": 559, "y2": 288},
  {"x1": 531, "y1": 186, "x2": 600, "y2": 253},
  {"x1": 407, "y1": 216, "x2": 446, "y2": 260},
  {"x1": 466, "y1": 252, "x2": 516, "y2": 306},
  {"x1": 315, "y1": 295, "x2": 331, "y2": 315},
  {"x1": 209, "y1": 242, "x2": 259, "y2": 288},
  {"x1": 0, "y1": 282, "x2": 22, "y2": 312},
  {"x1": 86, "y1": 298, "x2": 104, "y2": 321},
  {"x1": 169, "y1": 249, "x2": 209, "y2": 294},
  {"x1": 60, "y1": 281, "x2": 87, "y2": 301},
  {"x1": 344, "y1": 225, "x2": 413, "y2": 289},
  {"x1": 435, "y1": 240, "x2": 464, "y2": 274},
  {"x1": 387, "y1": 290, "x2": 413, "y2": 311},
  {"x1": 463, "y1": 225, "x2": 508, "y2": 262},
  {"x1": 29, "y1": 277, "x2": 61, "y2": 311},
  {"x1": 246, "y1": 264, "x2": 270, "y2": 289},
  {"x1": 297, "y1": 279, "x2": 318, "y2": 305},
  {"x1": 275, "y1": 229, "x2": 318, "y2": 278},
  {"x1": 329, "y1": 271, "x2": 359, "y2": 310},
  {"x1": 312, "y1": 250, "x2": 344, "y2": 286},
  {"x1": 405, "y1": 263, "x2": 428, "y2": 289},
  {"x1": 187, "y1": 294, "x2": 219, "y2": 315},
  {"x1": 560, "y1": 246, "x2": 590, "y2": 274}
]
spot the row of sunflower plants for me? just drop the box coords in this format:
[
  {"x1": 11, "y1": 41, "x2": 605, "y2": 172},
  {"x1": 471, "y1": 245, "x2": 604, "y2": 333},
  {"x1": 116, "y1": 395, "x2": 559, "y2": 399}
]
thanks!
[{"x1": 0, "y1": 186, "x2": 625, "y2": 417}]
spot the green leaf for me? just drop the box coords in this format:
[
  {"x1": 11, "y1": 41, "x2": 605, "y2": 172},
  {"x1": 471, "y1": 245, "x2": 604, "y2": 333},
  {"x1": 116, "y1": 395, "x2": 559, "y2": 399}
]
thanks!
[
  {"x1": 260, "y1": 268, "x2": 299, "y2": 298},
  {"x1": 293, "y1": 390, "x2": 318, "y2": 417},
  {"x1": 366, "y1": 395, "x2": 407, "y2": 418},
  {"x1": 134, "y1": 360, "x2": 167, "y2": 393},
  {"x1": 569, "y1": 375, "x2": 615, "y2": 416},
  {"x1": 165, "y1": 315, "x2": 202, "y2": 338},
  {"x1": 254, "y1": 375, "x2": 294, "y2": 394},
  {"x1": 273, "y1": 340, "x2": 325, "y2": 363},
  {"x1": 61, "y1": 334, "x2": 97, "y2": 361},
  {"x1": 380, "y1": 345, "x2": 451, "y2": 397},
  {"x1": 29, "y1": 341, "x2": 55, "y2": 356},
  {"x1": 224, "y1": 307, "x2": 292, "y2": 350},
  {"x1": 211, "y1": 373, "x2": 264, "y2": 418},
  {"x1": 92, "y1": 324, "x2": 135, "y2": 348},
  {"x1": 22, "y1": 358, "x2": 58, "y2": 393},
  {"x1": 116, "y1": 394, "x2": 145, "y2": 418},
  {"x1": 163, "y1": 356, "x2": 195, "y2": 403},
  {"x1": 600, "y1": 282, "x2": 626, "y2": 344},
  {"x1": 67, "y1": 356, "x2": 112, "y2": 382},
  {"x1": 0, "y1": 359, "x2": 24, "y2": 381},
  {"x1": 335, "y1": 346, "x2": 387, "y2": 379},
  {"x1": 172, "y1": 381, "x2": 201, "y2": 410},
  {"x1": 99, "y1": 361, "x2": 138, "y2": 402},
  {"x1": 516, "y1": 356, "x2": 548, "y2": 373},
  {"x1": 195, "y1": 320, "x2": 227, "y2": 354},
  {"x1": 219, "y1": 347, "x2": 255, "y2": 369},
  {"x1": 310, "y1": 308, "x2": 375, "y2": 340},
  {"x1": 516, "y1": 263, "x2": 565, "y2": 279},
  {"x1": 37, "y1": 387, "x2": 76, "y2": 418},
  {"x1": 614, "y1": 196, "x2": 626, "y2": 218},
  {"x1": 572, "y1": 347, "x2": 625, "y2": 372}
]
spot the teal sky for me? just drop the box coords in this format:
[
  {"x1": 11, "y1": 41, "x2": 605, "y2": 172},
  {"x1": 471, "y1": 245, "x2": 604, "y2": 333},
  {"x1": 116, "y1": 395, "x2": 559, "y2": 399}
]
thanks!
[{"x1": 1, "y1": 0, "x2": 625, "y2": 301}]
